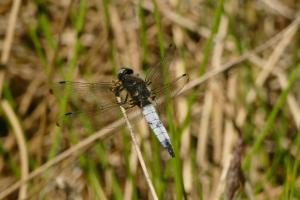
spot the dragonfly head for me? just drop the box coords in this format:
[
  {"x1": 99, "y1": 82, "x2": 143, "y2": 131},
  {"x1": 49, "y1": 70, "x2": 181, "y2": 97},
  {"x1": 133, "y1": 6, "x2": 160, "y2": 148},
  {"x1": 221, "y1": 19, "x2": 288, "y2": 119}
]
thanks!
[{"x1": 118, "y1": 67, "x2": 134, "y2": 81}]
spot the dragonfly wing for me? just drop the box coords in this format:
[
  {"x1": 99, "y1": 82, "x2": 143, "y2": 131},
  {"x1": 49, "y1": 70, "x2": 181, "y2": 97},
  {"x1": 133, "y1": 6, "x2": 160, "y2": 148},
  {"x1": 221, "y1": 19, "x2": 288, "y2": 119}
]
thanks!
[
  {"x1": 145, "y1": 43, "x2": 177, "y2": 85},
  {"x1": 150, "y1": 73, "x2": 189, "y2": 99},
  {"x1": 144, "y1": 44, "x2": 189, "y2": 100},
  {"x1": 51, "y1": 81, "x2": 134, "y2": 128},
  {"x1": 51, "y1": 81, "x2": 116, "y2": 102}
]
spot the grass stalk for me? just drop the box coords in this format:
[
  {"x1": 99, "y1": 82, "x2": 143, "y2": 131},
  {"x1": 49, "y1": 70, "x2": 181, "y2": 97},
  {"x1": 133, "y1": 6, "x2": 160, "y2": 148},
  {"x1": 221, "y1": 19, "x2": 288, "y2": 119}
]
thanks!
[{"x1": 117, "y1": 97, "x2": 159, "y2": 200}]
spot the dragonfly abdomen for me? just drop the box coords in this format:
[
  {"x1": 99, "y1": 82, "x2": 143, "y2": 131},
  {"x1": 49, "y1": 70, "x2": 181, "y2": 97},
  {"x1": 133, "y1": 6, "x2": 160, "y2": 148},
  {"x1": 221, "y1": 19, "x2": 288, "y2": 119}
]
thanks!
[{"x1": 142, "y1": 104, "x2": 175, "y2": 157}]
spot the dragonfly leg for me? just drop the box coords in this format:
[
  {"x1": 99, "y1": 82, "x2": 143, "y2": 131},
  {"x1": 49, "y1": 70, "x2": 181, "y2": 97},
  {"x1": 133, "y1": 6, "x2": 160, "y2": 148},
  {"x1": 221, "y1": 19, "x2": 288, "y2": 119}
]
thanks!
[
  {"x1": 145, "y1": 79, "x2": 152, "y2": 86},
  {"x1": 121, "y1": 93, "x2": 131, "y2": 105},
  {"x1": 129, "y1": 99, "x2": 137, "y2": 106},
  {"x1": 122, "y1": 101, "x2": 136, "y2": 110},
  {"x1": 113, "y1": 85, "x2": 124, "y2": 97},
  {"x1": 151, "y1": 94, "x2": 156, "y2": 101},
  {"x1": 117, "y1": 94, "x2": 137, "y2": 110}
]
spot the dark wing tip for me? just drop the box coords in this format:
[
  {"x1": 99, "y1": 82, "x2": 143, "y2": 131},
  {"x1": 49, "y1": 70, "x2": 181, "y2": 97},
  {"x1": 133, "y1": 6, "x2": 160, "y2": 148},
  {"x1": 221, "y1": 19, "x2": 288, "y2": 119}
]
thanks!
[
  {"x1": 64, "y1": 112, "x2": 73, "y2": 116},
  {"x1": 56, "y1": 121, "x2": 61, "y2": 127},
  {"x1": 58, "y1": 81, "x2": 66, "y2": 84},
  {"x1": 167, "y1": 43, "x2": 174, "y2": 48},
  {"x1": 168, "y1": 43, "x2": 176, "y2": 54},
  {"x1": 182, "y1": 73, "x2": 190, "y2": 81}
]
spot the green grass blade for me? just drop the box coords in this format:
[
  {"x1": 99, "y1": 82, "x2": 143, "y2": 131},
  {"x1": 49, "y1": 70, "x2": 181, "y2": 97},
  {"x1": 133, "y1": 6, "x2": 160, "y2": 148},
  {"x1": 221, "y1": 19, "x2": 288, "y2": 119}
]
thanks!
[{"x1": 243, "y1": 63, "x2": 300, "y2": 169}]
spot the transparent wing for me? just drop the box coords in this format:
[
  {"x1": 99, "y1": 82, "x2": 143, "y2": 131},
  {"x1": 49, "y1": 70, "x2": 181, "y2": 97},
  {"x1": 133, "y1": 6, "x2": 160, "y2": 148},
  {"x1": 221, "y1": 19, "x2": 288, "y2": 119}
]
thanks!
[
  {"x1": 145, "y1": 43, "x2": 177, "y2": 85},
  {"x1": 150, "y1": 73, "x2": 189, "y2": 99},
  {"x1": 51, "y1": 80, "x2": 119, "y2": 108},
  {"x1": 144, "y1": 44, "x2": 189, "y2": 100},
  {"x1": 50, "y1": 81, "x2": 133, "y2": 128}
]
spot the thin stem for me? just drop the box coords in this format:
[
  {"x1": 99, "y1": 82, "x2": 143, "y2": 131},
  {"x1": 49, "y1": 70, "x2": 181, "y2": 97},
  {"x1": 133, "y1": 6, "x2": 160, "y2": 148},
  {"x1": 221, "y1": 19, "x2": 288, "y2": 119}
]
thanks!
[{"x1": 116, "y1": 97, "x2": 158, "y2": 200}]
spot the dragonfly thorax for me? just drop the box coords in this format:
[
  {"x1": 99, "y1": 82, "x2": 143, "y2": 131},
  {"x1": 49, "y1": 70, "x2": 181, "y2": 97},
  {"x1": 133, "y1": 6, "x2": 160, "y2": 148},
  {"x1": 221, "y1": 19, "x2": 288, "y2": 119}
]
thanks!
[{"x1": 117, "y1": 67, "x2": 152, "y2": 108}]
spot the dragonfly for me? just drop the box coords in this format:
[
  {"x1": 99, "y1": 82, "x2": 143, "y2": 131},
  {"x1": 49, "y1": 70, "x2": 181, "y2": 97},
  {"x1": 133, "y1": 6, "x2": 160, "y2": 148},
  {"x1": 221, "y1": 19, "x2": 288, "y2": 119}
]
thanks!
[{"x1": 53, "y1": 45, "x2": 188, "y2": 157}]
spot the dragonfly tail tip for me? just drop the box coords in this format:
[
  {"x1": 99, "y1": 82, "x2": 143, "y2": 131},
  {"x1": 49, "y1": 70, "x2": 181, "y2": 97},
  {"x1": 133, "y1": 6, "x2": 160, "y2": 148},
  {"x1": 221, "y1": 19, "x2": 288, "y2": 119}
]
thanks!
[
  {"x1": 168, "y1": 148, "x2": 175, "y2": 158},
  {"x1": 165, "y1": 141, "x2": 175, "y2": 158}
]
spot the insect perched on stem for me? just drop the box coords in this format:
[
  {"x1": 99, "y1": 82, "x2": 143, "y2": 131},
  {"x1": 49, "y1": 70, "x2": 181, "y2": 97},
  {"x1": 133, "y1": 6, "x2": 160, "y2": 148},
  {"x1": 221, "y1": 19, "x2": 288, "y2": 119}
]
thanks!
[{"x1": 52, "y1": 44, "x2": 189, "y2": 157}]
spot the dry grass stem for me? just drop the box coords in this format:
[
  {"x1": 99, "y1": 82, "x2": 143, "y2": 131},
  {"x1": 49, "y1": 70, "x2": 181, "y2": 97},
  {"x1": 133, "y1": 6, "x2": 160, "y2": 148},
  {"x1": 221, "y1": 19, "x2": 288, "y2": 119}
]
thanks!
[
  {"x1": 1, "y1": 100, "x2": 29, "y2": 200},
  {"x1": 261, "y1": 0, "x2": 295, "y2": 19},
  {"x1": 249, "y1": 54, "x2": 300, "y2": 127},
  {"x1": 116, "y1": 97, "x2": 158, "y2": 200},
  {"x1": 210, "y1": 15, "x2": 227, "y2": 199},
  {"x1": 196, "y1": 90, "x2": 212, "y2": 170},
  {"x1": 180, "y1": 25, "x2": 282, "y2": 95},
  {"x1": 1, "y1": 0, "x2": 22, "y2": 64},
  {"x1": 246, "y1": 16, "x2": 299, "y2": 104},
  {"x1": 0, "y1": 71, "x2": 5, "y2": 97}
]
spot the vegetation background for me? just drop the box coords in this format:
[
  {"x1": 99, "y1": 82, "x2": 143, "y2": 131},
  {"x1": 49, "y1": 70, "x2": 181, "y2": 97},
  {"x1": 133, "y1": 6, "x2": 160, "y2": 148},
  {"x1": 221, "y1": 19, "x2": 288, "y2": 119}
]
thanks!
[{"x1": 0, "y1": 0, "x2": 300, "y2": 199}]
